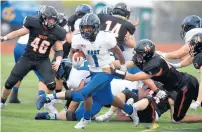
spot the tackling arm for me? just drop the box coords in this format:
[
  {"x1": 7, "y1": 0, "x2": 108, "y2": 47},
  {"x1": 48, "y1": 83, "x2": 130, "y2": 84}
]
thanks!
[
  {"x1": 162, "y1": 43, "x2": 190, "y2": 59},
  {"x1": 1, "y1": 27, "x2": 29, "y2": 41}
]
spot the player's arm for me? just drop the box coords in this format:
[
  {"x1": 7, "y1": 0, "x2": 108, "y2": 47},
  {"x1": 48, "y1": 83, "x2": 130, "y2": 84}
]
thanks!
[
  {"x1": 52, "y1": 41, "x2": 64, "y2": 71},
  {"x1": 168, "y1": 98, "x2": 175, "y2": 121},
  {"x1": 124, "y1": 31, "x2": 136, "y2": 48},
  {"x1": 161, "y1": 43, "x2": 190, "y2": 59},
  {"x1": 110, "y1": 45, "x2": 125, "y2": 65},
  {"x1": 0, "y1": 27, "x2": 29, "y2": 42},
  {"x1": 168, "y1": 55, "x2": 193, "y2": 68},
  {"x1": 142, "y1": 79, "x2": 158, "y2": 91},
  {"x1": 112, "y1": 60, "x2": 135, "y2": 69}
]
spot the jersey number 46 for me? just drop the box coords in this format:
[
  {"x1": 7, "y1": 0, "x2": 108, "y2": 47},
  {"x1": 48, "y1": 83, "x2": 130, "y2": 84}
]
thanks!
[{"x1": 31, "y1": 37, "x2": 50, "y2": 54}]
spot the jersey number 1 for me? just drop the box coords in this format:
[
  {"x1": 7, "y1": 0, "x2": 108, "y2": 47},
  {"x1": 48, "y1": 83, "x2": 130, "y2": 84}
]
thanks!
[
  {"x1": 31, "y1": 37, "x2": 50, "y2": 54},
  {"x1": 105, "y1": 21, "x2": 122, "y2": 38}
]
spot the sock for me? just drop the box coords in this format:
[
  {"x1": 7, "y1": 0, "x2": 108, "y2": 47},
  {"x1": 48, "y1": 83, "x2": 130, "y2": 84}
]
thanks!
[
  {"x1": 46, "y1": 93, "x2": 57, "y2": 100},
  {"x1": 123, "y1": 104, "x2": 133, "y2": 115},
  {"x1": 107, "y1": 109, "x2": 114, "y2": 115},
  {"x1": 12, "y1": 86, "x2": 19, "y2": 92},
  {"x1": 133, "y1": 104, "x2": 139, "y2": 111},
  {"x1": 49, "y1": 113, "x2": 57, "y2": 120},
  {"x1": 55, "y1": 89, "x2": 62, "y2": 93},
  {"x1": 1, "y1": 97, "x2": 7, "y2": 104},
  {"x1": 38, "y1": 90, "x2": 45, "y2": 96},
  {"x1": 84, "y1": 110, "x2": 91, "y2": 120}
]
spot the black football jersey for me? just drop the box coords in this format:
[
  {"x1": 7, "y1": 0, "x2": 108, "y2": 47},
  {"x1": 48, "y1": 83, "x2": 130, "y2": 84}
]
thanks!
[
  {"x1": 193, "y1": 52, "x2": 202, "y2": 69},
  {"x1": 98, "y1": 14, "x2": 136, "y2": 44},
  {"x1": 138, "y1": 55, "x2": 187, "y2": 91},
  {"x1": 23, "y1": 16, "x2": 66, "y2": 60}
]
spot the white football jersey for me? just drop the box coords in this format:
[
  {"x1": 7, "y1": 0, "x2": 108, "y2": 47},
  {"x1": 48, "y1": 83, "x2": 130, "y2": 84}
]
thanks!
[
  {"x1": 72, "y1": 31, "x2": 117, "y2": 72},
  {"x1": 184, "y1": 28, "x2": 202, "y2": 43},
  {"x1": 111, "y1": 79, "x2": 143, "y2": 95},
  {"x1": 17, "y1": 34, "x2": 29, "y2": 45},
  {"x1": 66, "y1": 68, "x2": 90, "y2": 89}
]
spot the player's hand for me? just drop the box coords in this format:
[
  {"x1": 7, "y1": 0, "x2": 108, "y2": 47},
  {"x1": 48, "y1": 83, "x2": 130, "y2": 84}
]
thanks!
[
  {"x1": 52, "y1": 60, "x2": 61, "y2": 71},
  {"x1": 0, "y1": 36, "x2": 7, "y2": 42},
  {"x1": 155, "y1": 90, "x2": 167, "y2": 100},
  {"x1": 189, "y1": 101, "x2": 201, "y2": 111},
  {"x1": 72, "y1": 56, "x2": 84, "y2": 68},
  {"x1": 156, "y1": 51, "x2": 163, "y2": 56},
  {"x1": 102, "y1": 64, "x2": 115, "y2": 74}
]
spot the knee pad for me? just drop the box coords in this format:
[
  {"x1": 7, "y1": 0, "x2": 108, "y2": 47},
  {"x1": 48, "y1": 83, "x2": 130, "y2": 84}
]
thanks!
[
  {"x1": 66, "y1": 111, "x2": 77, "y2": 121},
  {"x1": 46, "y1": 82, "x2": 56, "y2": 91},
  {"x1": 65, "y1": 90, "x2": 72, "y2": 100},
  {"x1": 4, "y1": 82, "x2": 13, "y2": 89}
]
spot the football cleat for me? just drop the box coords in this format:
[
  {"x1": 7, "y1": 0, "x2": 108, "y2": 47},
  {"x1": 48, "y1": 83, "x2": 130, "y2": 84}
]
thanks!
[
  {"x1": 35, "y1": 112, "x2": 50, "y2": 120},
  {"x1": 36, "y1": 94, "x2": 50, "y2": 110},
  {"x1": 74, "y1": 118, "x2": 91, "y2": 129},
  {"x1": 44, "y1": 101, "x2": 58, "y2": 114}
]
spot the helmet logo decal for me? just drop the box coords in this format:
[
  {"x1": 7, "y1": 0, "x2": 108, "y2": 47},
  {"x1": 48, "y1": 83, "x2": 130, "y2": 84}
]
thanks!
[{"x1": 144, "y1": 45, "x2": 151, "y2": 52}]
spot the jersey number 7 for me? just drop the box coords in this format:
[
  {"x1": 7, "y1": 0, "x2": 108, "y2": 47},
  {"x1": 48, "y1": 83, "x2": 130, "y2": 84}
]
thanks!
[{"x1": 31, "y1": 37, "x2": 50, "y2": 54}]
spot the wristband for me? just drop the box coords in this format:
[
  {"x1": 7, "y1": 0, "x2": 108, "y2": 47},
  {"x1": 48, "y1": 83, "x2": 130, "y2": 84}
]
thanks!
[{"x1": 162, "y1": 53, "x2": 167, "y2": 58}]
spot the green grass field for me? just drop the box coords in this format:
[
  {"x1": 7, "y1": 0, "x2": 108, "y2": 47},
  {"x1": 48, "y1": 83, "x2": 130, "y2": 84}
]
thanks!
[{"x1": 1, "y1": 55, "x2": 202, "y2": 132}]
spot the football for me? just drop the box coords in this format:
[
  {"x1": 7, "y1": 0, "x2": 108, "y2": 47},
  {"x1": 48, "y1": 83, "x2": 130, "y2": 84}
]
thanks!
[{"x1": 72, "y1": 51, "x2": 86, "y2": 61}]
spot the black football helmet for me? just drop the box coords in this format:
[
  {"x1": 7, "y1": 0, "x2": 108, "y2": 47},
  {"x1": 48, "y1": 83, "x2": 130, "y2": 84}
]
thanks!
[
  {"x1": 99, "y1": 6, "x2": 113, "y2": 15},
  {"x1": 113, "y1": 2, "x2": 131, "y2": 19},
  {"x1": 79, "y1": 13, "x2": 100, "y2": 42},
  {"x1": 132, "y1": 39, "x2": 155, "y2": 67},
  {"x1": 38, "y1": 5, "x2": 58, "y2": 29},
  {"x1": 189, "y1": 33, "x2": 202, "y2": 57},
  {"x1": 57, "y1": 13, "x2": 68, "y2": 27},
  {"x1": 75, "y1": 4, "x2": 93, "y2": 18},
  {"x1": 180, "y1": 15, "x2": 202, "y2": 39}
]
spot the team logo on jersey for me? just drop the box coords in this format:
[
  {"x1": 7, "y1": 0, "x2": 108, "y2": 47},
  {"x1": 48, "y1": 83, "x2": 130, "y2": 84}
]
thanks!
[
  {"x1": 87, "y1": 50, "x2": 100, "y2": 55},
  {"x1": 81, "y1": 44, "x2": 86, "y2": 48}
]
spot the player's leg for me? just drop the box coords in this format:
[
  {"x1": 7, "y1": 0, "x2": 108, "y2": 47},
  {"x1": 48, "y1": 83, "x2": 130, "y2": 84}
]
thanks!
[
  {"x1": 9, "y1": 43, "x2": 26, "y2": 103},
  {"x1": 173, "y1": 76, "x2": 202, "y2": 123},
  {"x1": 36, "y1": 58, "x2": 56, "y2": 96},
  {"x1": 1, "y1": 56, "x2": 32, "y2": 108}
]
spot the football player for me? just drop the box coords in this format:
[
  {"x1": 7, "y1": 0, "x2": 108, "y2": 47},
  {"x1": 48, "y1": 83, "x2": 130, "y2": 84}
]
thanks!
[
  {"x1": 36, "y1": 13, "x2": 139, "y2": 129},
  {"x1": 103, "y1": 39, "x2": 201, "y2": 123},
  {"x1": 158, "y1": 15, "x2": 202, "y2": 62},
  {"x1": 0, "y1": 5, "x2": 66, "y2": 108},
  {"x1": 169, "y1": 33, "x2": 202, "y2": 110},
  {"x1": 98, "y1": 2, "x2": 140, "y2": 74}
]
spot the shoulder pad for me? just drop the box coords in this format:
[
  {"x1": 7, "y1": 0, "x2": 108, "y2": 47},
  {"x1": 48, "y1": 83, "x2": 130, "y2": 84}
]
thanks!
[
  {"x1": 54, "y1": 25, "x2": 67, "y2": 41},
  {"x1": 23, "y1": 16, "x2": 40, "y2": 29}
]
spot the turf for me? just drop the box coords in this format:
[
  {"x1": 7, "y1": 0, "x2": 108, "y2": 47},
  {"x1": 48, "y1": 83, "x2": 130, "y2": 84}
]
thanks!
[{"x1": 1, "y1": 55, "x2": 202, "y2": 132}]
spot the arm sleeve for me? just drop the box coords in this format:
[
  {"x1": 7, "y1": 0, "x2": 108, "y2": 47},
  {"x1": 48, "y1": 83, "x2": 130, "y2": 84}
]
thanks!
[{"x1": 71, "y1": 34, "x2": 81, "y2": 50}]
